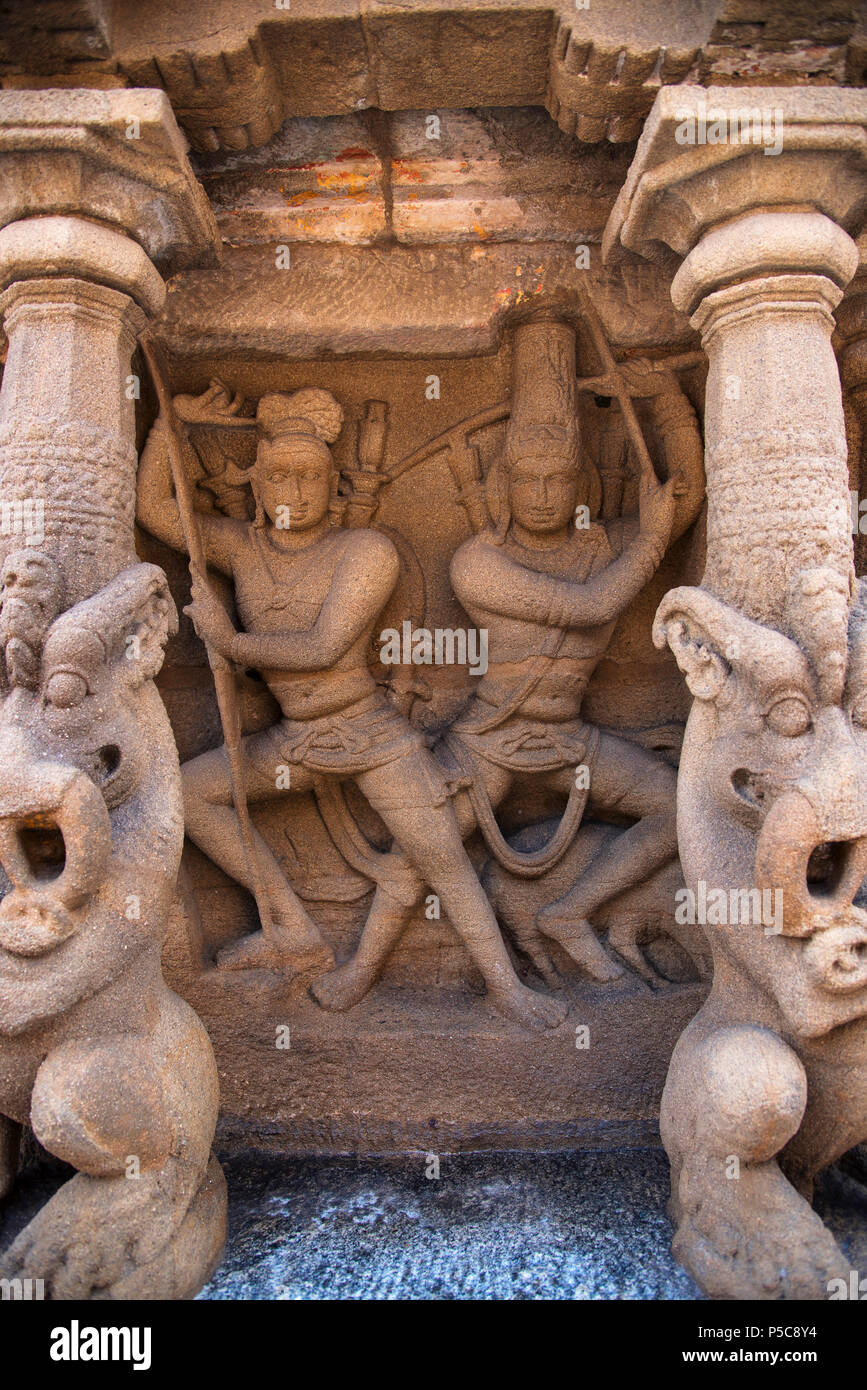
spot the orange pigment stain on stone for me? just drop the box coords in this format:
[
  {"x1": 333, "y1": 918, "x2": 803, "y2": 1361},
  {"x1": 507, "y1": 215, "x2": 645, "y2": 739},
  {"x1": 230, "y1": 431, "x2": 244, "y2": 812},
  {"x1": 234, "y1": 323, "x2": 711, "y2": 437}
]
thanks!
[{"x1": 392, "y1": 160, "x2": 427, "y2": 183}]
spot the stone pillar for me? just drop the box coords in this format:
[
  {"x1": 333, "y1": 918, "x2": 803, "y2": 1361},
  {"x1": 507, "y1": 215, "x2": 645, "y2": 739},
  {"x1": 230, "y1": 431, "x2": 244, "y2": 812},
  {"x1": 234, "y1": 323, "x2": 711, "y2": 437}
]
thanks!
[
  {"x1": 0, "y1": 89, "x2": 218, "y2": 599},
  {"x1": 605, "y1": 87, "x2": 867, "y2": 623},
  {"x1": 0, "y1": 90, "x2": 227, "y2": 1301},
  {"x1": 835, "y1": 283, "x2": 867, "y2": 576},
  {"x1": 677, "y1": 214, "x2": 857, "y2": 623},
  {"x1": 0, "y1": 254, "x2": 151, "y2": 598},
  {"x1": 605, "y1": 87, "x2": 867, "y2": 1301}
]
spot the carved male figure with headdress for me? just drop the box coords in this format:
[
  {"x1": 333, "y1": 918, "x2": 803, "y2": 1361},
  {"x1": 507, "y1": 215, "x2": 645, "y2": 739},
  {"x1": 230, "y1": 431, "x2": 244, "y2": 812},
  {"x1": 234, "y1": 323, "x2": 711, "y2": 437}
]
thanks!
[{"x1": 312, "y1": 320, "x2": 705, "y2": 1010}]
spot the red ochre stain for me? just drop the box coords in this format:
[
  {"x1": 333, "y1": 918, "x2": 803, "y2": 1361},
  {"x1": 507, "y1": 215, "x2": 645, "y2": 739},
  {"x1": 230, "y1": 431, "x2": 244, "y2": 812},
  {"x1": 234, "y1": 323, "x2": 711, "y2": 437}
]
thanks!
[
  {"x1": 282, "y1": 149, "x2": 374, "y2": 171},
  {"x1": 392, "y1": 161, "x2": 427, "y2": 183}
]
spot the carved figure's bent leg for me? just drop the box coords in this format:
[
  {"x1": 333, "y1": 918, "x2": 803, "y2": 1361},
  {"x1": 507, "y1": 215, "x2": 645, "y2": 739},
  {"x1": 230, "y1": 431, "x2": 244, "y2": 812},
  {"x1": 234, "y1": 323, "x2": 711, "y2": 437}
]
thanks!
[
  {"x1": 661, "y1": 1020, "x2": 849, "y2": 1300},
  {"x1": 310, "y1": 879, "x2": 420, "y2": 1012},
  {"x1": 181, "y1": 729, "x2": 334, "y2": 972},
  {"x1": 538, "y1": 734, "x2": 678, "y2": 953},
  {"x1": 317, "y1": 748, "x2": 567, "y2": 1030},
  {"x1": 312, "y1": 751, "x2": 511, "y2": 1013},
  {"x1": 359, "y1": 751, "x2": 568, "y2": 1031}
]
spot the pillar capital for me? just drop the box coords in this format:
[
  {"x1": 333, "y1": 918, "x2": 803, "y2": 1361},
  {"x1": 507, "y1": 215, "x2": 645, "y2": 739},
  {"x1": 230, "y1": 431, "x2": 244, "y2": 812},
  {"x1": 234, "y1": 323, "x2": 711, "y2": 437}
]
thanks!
[
  {"x1": 672, "y1": 211, "x2": 859, "y2": 321},
  {"x1": 0, "y1": 87, "x2": 220, "y2": 276},
  {"x1": 0, "y1": 217, "x2": 166, "y2": 317},
  {"x1": 603, "y1": 85, "x2": 867, "y2": 280}
]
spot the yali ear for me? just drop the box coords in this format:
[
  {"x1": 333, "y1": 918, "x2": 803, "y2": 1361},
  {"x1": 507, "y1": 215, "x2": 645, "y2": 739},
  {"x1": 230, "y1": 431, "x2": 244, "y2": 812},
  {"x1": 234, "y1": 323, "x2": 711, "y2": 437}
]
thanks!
[
  {"x1": 653, "y1": 585, "x2": 814, "y2": 708},
  {"x1": 652, "y1": 586, "x2": 734, "y2": 704}
]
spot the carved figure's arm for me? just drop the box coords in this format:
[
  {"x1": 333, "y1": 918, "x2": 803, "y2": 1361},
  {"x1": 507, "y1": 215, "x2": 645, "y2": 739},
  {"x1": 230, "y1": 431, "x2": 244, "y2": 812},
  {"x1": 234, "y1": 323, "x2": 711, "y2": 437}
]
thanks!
[
  {"x1": 451, "y1": 512, "x2": 670, "y2": 631},
  {"x1": 137, "y1": 418, "x2": 246, "y2": 577},
  {"x1": 615, "y1": 361, "x2": 705, "y2": 544},
  {"x1": 229, "y1": 531, "x2": 399, "y2": 671},
  {"x1": 652, "y1": 387, "x2": 705, "y2": 543}
]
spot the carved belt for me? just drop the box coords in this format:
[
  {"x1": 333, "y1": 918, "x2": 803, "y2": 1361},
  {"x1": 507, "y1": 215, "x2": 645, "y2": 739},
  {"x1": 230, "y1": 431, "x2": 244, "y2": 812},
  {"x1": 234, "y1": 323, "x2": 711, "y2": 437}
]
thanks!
[
  {"x1": 442, "y1": 722, "x2": 600, "y2": 879},
  {"x1": 277, "y1": 693, "x2": 421, "y2": 774}
]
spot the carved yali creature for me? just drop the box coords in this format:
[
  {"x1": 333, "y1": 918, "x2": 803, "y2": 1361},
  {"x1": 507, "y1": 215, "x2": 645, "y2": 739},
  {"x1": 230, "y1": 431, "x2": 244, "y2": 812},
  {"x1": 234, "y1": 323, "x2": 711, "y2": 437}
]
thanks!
[
  {"x1": 0, "y1": 555, "x2": 225, "y2": 1299},
  {"x1": 653, "y1": 568, "x2": 867, "y2": 1299},
  {"x1": 313, "y1": 318, "x2": 706, "y2": 1011},
  {"x1": 138, "y1": 383, "x2": 567, "y2": 1031}
]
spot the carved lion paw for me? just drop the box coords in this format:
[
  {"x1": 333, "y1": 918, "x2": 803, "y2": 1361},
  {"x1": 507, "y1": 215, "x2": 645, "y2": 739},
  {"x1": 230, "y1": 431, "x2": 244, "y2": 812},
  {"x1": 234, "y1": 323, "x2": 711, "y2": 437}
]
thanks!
[
  {"x1": 674, "y1": 1159, "x2": 850, "y2": 1300},
  {"x1": 0, "y1": 1167, "x2": 180, "y2": 1299}
]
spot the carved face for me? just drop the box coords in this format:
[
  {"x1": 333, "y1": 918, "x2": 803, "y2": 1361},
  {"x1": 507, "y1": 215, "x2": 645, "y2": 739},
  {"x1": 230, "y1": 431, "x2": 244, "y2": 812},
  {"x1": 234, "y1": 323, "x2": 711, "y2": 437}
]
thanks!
[
  {"x1": 508, "y1": 453, "x2": 580, "y2": 533},
  {"x1": 0, "y1": 560, "x2": 177, "y2": 958},
  {"x1": 654, "y1": 579, "x2": 867, "y2": 1034},
  {"x1": 255, "y1": 439, "x2": 332, "y2": 531}
]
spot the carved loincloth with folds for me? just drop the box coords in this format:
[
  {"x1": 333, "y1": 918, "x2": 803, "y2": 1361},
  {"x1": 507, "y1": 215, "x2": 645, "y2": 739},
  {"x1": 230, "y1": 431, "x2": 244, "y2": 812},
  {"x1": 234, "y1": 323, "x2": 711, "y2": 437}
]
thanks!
[
  {"x1": 440, "y1": 712, "x2": 602, "y2": 878},
  {"x1": 264, "y1": 690, "x2": 429, "y2": 778},
  {"x1": 447, "y1": 709, "x2": 598, "y2": 774}
]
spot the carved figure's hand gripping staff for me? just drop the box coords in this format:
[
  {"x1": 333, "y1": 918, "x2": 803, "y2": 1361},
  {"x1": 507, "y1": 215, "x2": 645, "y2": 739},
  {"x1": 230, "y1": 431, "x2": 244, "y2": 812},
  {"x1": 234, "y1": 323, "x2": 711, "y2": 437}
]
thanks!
[{"x1": 139, "y1": 333, "x2": 278, "y2": 951}]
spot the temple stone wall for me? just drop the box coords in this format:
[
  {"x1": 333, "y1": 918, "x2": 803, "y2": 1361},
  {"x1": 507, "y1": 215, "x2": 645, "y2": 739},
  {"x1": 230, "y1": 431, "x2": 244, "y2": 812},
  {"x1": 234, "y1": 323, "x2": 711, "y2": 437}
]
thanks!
[{"x1": 1, "y1": 0, "x2": 867, "y2": 1304}]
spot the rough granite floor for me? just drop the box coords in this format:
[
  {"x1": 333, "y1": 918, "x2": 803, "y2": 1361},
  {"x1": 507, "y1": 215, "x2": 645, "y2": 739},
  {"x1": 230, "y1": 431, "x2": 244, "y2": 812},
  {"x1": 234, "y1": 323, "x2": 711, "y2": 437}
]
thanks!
[
  {"x1": 2, "y1": 1147, "x2": 866, "y2": 1300},
  {"x1": 198, "y1": 1148, "x2": 867, "y2": 1300}
]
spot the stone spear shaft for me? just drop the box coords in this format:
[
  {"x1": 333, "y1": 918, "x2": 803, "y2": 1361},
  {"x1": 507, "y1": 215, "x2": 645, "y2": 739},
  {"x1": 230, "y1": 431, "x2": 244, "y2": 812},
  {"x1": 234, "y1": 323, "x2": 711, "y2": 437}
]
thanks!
[
  {"x1": 578, "y1": 285, "x2": 658, "y2": 488},
  {"x1": 139, "y1": 333, "x2": 277, "y2": 946}
]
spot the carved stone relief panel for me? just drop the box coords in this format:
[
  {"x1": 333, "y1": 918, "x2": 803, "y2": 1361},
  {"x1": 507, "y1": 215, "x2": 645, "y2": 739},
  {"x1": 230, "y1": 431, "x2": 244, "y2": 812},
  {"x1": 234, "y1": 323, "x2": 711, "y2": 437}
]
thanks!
[
  {"x1": 3, "y1": 16, "x2": 867, "y2": 1308},
  {"x1": 134, "y1": 295, "x2": 712, "y2": 1154}
]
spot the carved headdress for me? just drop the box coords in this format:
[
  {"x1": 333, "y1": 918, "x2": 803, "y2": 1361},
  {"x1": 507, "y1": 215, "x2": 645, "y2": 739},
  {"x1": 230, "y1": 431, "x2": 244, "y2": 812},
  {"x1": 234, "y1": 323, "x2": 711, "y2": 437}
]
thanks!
[
  {"x1": 256, "y1": 388, "x2": 344, "y2": 454},
  {"x1": 490, "y1": 319, "x2": 600, "y2": 540}
]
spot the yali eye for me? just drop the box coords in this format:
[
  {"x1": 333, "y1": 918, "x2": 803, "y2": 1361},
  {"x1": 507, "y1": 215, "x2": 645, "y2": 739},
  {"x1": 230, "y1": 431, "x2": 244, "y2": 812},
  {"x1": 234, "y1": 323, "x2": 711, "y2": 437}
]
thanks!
[
  {"x1": 45, "y1": 670, "x2": 89, "y2": 709},
  {"x1": 765, "y1": 696, "x2": 812, "y2": 738}
]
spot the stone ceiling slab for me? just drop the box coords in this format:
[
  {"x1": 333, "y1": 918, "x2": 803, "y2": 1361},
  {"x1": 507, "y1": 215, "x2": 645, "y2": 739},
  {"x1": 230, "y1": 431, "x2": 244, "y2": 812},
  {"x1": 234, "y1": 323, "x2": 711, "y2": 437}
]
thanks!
[{"x1": 4, "y1": 1, "x2": 862, "y2": 155}]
